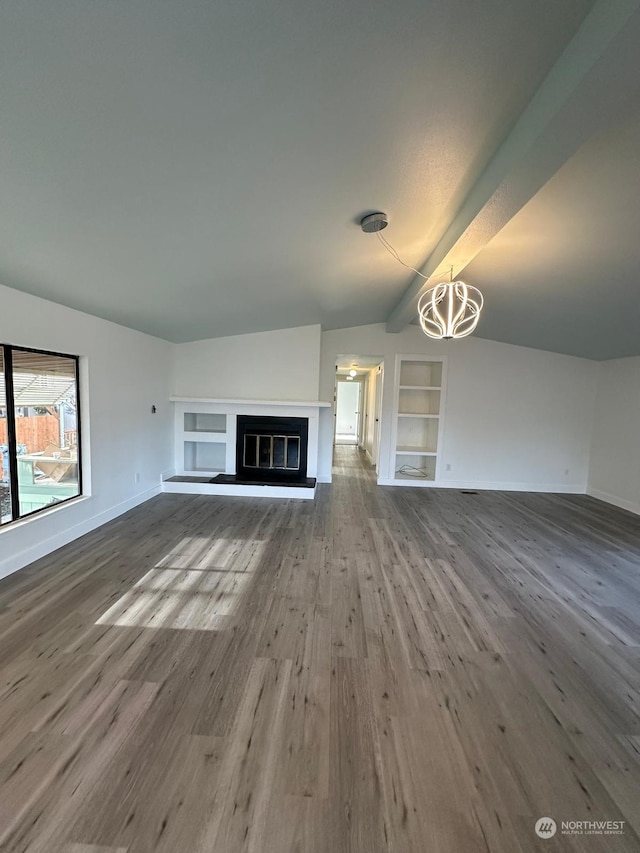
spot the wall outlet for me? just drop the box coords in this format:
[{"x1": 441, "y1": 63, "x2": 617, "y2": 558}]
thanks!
[{"x1": 134, "y1": 472, "x2": 140, "y2": 484}]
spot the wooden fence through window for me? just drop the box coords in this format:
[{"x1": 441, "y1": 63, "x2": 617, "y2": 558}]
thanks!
[{"x1": 0, "y1": 415, "x2": 64, "y2": 478}]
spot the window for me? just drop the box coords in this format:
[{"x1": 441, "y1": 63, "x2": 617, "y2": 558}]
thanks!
[{"x1": 0, "y1": 345, "x2": 82, "y2": 525}]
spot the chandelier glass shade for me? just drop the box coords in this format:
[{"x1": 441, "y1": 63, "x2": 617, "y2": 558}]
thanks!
[{"x1": 417, "y1": 280, "x2": 484, "y2": 340}]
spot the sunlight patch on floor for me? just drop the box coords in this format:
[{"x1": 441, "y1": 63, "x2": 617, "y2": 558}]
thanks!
[
  {"x1": 95, "y1": 538, "x2": 267, "y2": 631},
  {"x1": 153, "y1": 536, "x2": 267, "y2": 573}
]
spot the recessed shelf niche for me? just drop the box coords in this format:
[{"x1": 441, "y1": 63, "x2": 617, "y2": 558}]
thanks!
[
  {"x1": 398, "y1": 388, "x2": 440, "y2": 415},
  {"x1": 399, "y1": 360, "x2": 442, "y2": 388},
  {"x1": 184, "y1": 412, "x2": 226, "y2": 433},
  {"x1": 394, "y1": 453, "x2": 437, "y2": 481},
  {"x1": 391, "y1": 356, "x2": 445, "y2": 486},
  {"x1": 184, "y1": 441, "x2": 226, "y2": 474}
]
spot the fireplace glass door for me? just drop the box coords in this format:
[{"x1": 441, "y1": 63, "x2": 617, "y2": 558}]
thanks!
[{"x1": 244, "y1": 434, "x2": 300, "y2": 472}]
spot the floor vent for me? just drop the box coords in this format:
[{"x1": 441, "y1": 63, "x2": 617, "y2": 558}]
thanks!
[{"x1": 460, "y1": 490, "x2": 478, "y2": 495}]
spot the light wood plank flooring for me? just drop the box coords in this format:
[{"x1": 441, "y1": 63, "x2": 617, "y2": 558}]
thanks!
[{"x1": 0, "y1": 446, "x2": 639, "y2": 851}]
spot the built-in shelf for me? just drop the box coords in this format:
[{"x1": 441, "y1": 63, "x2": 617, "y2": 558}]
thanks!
[
  {"x1": 176, "y1": 410, "x2": 232, "y2": 477},
  {"x1": 391, "y1": 357, "x2": 445, "y2": 486},
  {"x1": 398, "y1": 388, "x2": 440, "y2": 415},
  {"x1": 184, "y1": 440, "x2": 226, "y2": 474},
  {"x1": 399, "y1": 360, "x2": 442, "y2": 388},
  {"x1": 181, "y1": 431, "x2": 227, "y2": 443},
  {"x1": 184, "y1": 412, "x2": 226, "y2": 433},
  {"x1": 184, "y1": 428, "x2": 226, "y2": 435},
  {"x1": 399, "y1": 385, "x2": 441, "y2": 391},
  {"x1": 394, "y1": 468, "x2": 436, "y2": 482}
]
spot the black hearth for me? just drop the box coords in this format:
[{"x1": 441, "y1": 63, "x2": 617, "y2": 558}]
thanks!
[{"x1": 236, "y1": 415, "x2": 309, "y2": 483}]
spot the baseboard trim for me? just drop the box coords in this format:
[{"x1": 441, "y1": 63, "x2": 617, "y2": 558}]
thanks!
[
  {"x1": 439, "y1": 479, "x2": 586, "y2": 493},
  {"x1": 0, "y1": 485, "x2": 161, "y2": 581},
  {"x1": 377, "y1": 477, "x2": 586, "y2": 493},
  {"x1": 586, "y1": 487, "x2": 640, "y2": 516}
]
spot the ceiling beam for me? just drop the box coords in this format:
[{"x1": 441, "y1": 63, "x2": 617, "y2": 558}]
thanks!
[{"x1": 386, "y1": 0, "x2": 640, "y2": 332}]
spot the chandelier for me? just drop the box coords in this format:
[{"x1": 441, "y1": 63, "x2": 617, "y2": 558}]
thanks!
[
  {"x1": 360, "y1": 212, "x2": 484, "y2": 340},
  {"x1": 417, "y1": 280, "x2": 483, "y2": 340}
]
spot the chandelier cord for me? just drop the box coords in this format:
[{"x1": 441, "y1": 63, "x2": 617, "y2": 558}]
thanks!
[{"x1": 375, "y1": 232, "x2": 453, "y2": 283}]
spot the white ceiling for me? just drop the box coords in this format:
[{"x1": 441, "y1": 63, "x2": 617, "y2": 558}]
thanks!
[{"x1": 2, "y1": 0, "x2": 640, "y2": 358}]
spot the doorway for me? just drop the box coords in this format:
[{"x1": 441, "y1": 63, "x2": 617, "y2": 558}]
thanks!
[{"x1": 333, "y1": 355, "x2": 384, "y2": 469}]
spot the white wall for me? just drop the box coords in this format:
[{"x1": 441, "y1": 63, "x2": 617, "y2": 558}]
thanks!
[
  {"x1": 0, "y1": 284, "x2": 173, "y2": 579},
  {"x1": 172, "y1": 325, "x2": 321, "y2": 401},
  {"x1": 319, "y1": 324, "x2": 598, "y2": 489},
  {"x1": 588, "y1": 357, "x2": 640, "y2": 514}
]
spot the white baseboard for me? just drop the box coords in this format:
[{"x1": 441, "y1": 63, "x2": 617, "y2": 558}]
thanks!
[
  {"x1": 586, "y1": 487, "x2": 640, "y2": 516},
  {"x1": 377, "y1": 477, "x2": 586, "y2": 493},
  {"x1": 0, "y1": 485, "x2": 161, "y2": 581},
  {"x1": 316, "y1": 473, "x2": 332, "y2": 484},
  {"x1": 438, "y1": 479, "x2": 586, "y2": 493},
  {"x1": 377, "y1": 477, "x2": 435, "y2": 487}
]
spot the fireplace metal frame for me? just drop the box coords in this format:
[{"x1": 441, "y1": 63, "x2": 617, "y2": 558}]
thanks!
[
  {"x1": 236, "y1": 415, "x2": 308, "y2": 483},
  {"x1": 243, "y1": 433, "x2": 301, "y2": 472}
]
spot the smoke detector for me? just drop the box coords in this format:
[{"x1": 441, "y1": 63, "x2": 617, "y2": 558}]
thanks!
[{"x1": 360, "y1": 212, "x2": 388, "y2": 233}]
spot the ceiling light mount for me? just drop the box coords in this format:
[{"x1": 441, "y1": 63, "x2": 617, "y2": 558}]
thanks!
[{"x1": 360, "y1": 212, "x2": 388, "y2": 233}]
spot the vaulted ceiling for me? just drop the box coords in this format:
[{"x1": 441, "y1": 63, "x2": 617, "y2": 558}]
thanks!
[{"x1": 1, "y1": 0, "x2": 639, "y2": 358}]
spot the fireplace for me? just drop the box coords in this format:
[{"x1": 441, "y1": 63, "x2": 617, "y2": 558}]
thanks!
[{"x1": 236, "y1": 415, "x2": 309, "y2": 483}]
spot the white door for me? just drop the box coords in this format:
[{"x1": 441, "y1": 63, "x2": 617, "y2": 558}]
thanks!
[{"x1": 335, "y1": 381, "x2": 360, "y2": 444}]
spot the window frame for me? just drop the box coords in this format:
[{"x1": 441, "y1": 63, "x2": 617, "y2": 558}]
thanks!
[{"x1": 0, "y1": 342, "x2": 83, "y2": 526}]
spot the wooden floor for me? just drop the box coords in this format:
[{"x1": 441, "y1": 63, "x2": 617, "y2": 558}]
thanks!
[{"x1": 0, "y1": 446, "x2": 639, "y2": 852}]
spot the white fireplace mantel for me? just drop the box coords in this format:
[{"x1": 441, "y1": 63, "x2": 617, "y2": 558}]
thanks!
[{"x1": 170, "y1": 396, "x2": 331, "y2": 408}]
